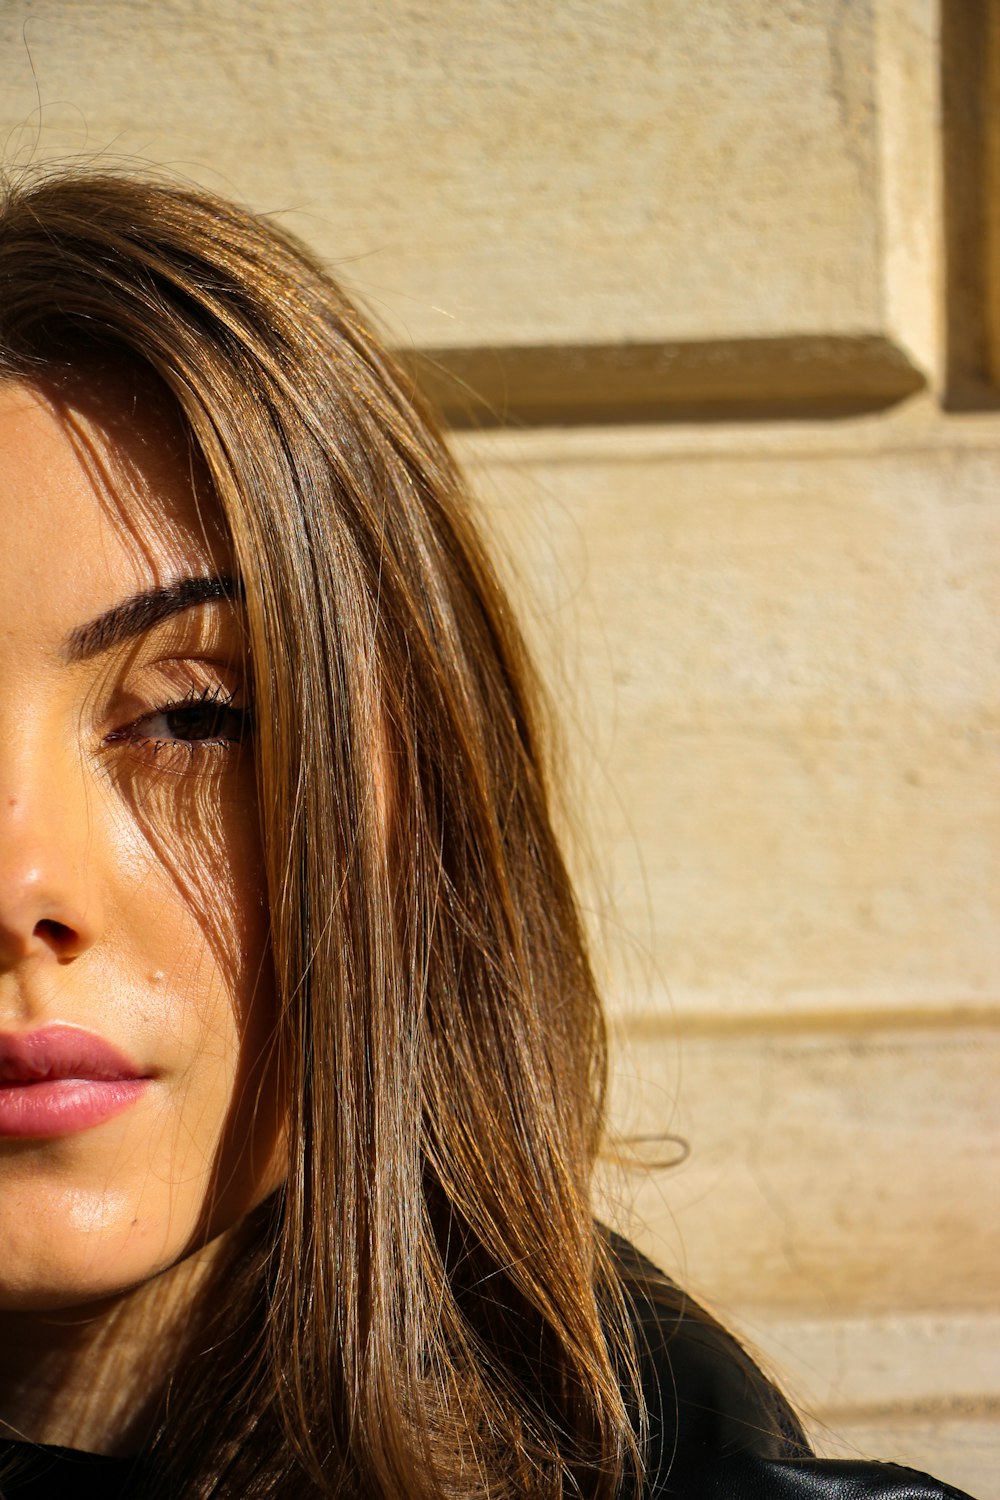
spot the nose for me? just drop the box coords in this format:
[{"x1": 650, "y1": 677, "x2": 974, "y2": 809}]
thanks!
[{"x1": 0, "y1": 775, "x2": 103, "y2": 968}]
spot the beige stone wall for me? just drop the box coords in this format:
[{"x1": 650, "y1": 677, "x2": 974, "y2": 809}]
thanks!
[{"x1": 3, "y1": 1, "x2": 998, "y2": 1492}]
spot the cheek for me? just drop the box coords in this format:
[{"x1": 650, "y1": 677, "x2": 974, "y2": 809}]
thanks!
[
  {"x1": 112, "y1": 763, "x2": 281, "y2": 1196},
  {"x1": 113, "y1": 753, "x2": 267, "y2": 992}
]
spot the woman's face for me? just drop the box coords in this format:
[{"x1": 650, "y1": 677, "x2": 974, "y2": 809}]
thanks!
[{"x1": 0, "y1": 373, "x2": 282, "y2": 1311}]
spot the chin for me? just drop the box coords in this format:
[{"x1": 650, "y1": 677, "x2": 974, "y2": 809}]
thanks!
[{"x1": 0, "y1": 1190, "x2": 202, "y2": 1313}]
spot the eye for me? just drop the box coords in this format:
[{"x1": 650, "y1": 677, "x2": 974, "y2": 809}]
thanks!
[
  {"x1": 139, "y1": 698, "x2": 247, "y2": 747},
  {"x1": 106, "y1": 684, "x2": 252, "y2": 762}
]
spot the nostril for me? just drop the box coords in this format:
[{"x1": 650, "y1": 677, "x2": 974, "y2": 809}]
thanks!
[{"x1": 34, "y1": 918, "x2": 77, "y2": 949}]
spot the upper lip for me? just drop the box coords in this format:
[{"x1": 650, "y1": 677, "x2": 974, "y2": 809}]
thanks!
[{"x1": 0, "y1": 1025, "x2": 147, "y2": 1083}]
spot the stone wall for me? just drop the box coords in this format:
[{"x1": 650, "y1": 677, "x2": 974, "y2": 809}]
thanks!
[{"x1": 3, "y1": 2, "x2": 997, "y2": 1491}]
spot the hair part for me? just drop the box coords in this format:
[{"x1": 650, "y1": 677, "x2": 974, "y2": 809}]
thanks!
[{"x1": 0, "y1": 168, "x2": 642, "y2": 1498}]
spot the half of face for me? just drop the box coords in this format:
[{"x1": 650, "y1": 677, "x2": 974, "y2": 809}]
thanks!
[{"x1": 0, "y1": 371, "x2": 284, "y2": 1312}]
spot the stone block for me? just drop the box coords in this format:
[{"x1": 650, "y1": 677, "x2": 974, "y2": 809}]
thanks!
[
  {"x1": 596, "y1": 1023, "x2": 1000, "y2": 1315},
  {"x1": 461, "y1": 417, "x2": 1000, "y2": 1020},
  {"x1": 1, "y1": 0, "x2": 935, "y2": 414}
]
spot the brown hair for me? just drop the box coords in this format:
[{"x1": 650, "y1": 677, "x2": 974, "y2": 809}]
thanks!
[{"x1": 0, "y1": 171, "x2": 641, "y2": 1497}]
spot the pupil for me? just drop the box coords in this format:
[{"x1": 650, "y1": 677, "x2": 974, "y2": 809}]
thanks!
[{"x1": 167, "y1": 704, "x2": 234, "y2": 741}]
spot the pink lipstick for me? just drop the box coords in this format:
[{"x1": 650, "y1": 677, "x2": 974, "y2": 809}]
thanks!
[{"x1": 0, "y1": 1026, "x2": 150, "y2": 1137}]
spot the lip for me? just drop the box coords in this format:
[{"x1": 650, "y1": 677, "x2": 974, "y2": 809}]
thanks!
[{"x1": 0, "y1": 1025, "x2": 151, "y2": 1138}]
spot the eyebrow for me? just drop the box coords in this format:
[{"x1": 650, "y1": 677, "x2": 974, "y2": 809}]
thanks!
[{"x1": 64, "y1": 575, "x2": 239, "y2": 662}]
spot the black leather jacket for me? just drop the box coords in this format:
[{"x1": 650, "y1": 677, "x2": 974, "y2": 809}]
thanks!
[{"x1": 612, "y1": 1232, "x2": 977, "y2": 1499}]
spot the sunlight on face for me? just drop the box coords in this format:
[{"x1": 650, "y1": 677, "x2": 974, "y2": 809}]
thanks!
[{"x1": 0, "y1": 374, "x2": 283, "y2": 1310}]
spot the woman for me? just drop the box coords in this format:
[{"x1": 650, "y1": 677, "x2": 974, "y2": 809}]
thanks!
[{"x1": 0, "y1": 171, "x2": 975, "y2": 1498}]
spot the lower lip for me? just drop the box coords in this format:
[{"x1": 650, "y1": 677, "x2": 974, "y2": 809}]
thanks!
[{"x1": 0, "y1": 1078, "x2": 149, "y2": 1138}]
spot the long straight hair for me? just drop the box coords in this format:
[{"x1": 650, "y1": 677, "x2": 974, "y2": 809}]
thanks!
[{"x1": 0, "y1": 171, "x2": 641, "y2": 1497}]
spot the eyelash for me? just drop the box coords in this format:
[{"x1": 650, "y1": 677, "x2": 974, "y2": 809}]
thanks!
[{"x1": 105, "y1": 683, "x2": 253, "y2": 769}]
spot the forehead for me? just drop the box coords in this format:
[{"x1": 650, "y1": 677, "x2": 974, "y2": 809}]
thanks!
[{"x1": 0, "y1": 373, "x2": 228, "y2": 636}]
